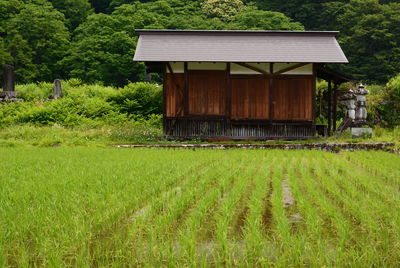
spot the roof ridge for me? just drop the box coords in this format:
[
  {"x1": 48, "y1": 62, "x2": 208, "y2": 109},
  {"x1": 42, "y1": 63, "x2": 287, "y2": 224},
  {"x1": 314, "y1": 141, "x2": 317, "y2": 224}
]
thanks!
[{"x1": 135, "y1": 29, "x2": 340, "y2": 35}]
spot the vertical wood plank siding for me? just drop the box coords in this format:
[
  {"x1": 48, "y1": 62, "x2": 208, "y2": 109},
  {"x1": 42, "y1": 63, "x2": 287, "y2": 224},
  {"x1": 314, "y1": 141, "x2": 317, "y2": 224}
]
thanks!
[
  {"x1": 272, "y1": 77, "x2": 313, "y2": 120},
  {"x1": 188, "y1": 70, "x2": 226, "y2": 115},
  {"x1": 165, "y1": 73, "x2": 184, "y2": 117},
  {"x1": 164, "y1": 65, "x2": 316, "y2": 139},
  {"x1": 231, "y1": 77, "x2": 269, "y2": 119}
]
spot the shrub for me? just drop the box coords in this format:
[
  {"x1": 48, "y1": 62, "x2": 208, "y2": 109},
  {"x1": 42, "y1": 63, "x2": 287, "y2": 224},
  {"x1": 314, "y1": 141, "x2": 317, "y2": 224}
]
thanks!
[
  {"x1": 108, "y1": 82, "x2": 162, "y2": 116},
  {"x1": 16, "y1": 82, "x2": 53, "y2": 101},
  {"x1": 63, "y1": 80, "x2": 117, "y2": 99},
  {"x1": 367, "y1": 74, "x2": 400, "y2": 127},
  {"x1": 2, "y1": 81, "x2": 163, "y2": 127}
]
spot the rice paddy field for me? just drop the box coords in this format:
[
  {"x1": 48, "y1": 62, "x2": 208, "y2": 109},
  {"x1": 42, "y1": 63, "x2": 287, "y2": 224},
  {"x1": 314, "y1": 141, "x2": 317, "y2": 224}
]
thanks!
[{"x1": 0, "y1": 148, "x2": 399, "y2": 267}]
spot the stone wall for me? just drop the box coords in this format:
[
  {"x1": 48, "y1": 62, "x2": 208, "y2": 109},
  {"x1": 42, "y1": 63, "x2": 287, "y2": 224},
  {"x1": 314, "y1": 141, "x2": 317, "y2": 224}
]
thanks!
[{"x1": 115, "y1": 142, "x2": 396, "y2": 153}]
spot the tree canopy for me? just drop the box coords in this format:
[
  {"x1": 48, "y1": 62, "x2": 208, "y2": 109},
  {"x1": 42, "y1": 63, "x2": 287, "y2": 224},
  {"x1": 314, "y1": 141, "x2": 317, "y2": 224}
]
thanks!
[{"x1": 0, "y1": 0, "x2": 399, "y2": 86}]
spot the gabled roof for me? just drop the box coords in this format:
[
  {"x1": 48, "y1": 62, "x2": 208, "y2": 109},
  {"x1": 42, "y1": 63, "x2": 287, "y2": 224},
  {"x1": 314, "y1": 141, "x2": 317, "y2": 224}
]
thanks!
[{"x1": 133, "y1": 29, "x2": 348, "y2": 64}]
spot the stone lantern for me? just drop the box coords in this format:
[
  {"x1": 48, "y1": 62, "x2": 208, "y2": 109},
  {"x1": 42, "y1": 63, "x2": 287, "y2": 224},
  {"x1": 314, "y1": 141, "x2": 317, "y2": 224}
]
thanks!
[
  {"x1": 354, "y1": 83, "x2": 369, "y2": 124},
  {"x1": 341, "y1": 89, "x2": 356, "y2": 120},
  {"x1": 351, "y1": 83, "x2": 372, "y2": 137}
]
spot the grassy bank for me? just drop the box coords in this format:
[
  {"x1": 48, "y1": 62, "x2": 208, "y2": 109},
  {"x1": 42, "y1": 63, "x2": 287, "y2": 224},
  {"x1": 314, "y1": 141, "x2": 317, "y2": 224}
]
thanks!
[
  {"x1": 0, "y1": 123, "x2": 164, "y2": 147},
  {"x1": 0, "y1": 123, "x2": 398, "y2": 148}
]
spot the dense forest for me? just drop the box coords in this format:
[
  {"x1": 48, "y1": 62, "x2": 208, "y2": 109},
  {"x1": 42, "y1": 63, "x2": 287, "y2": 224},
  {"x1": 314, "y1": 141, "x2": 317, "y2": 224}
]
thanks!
[{"x1": 0, "y1": 0, "x2": 400, "y2": 87}]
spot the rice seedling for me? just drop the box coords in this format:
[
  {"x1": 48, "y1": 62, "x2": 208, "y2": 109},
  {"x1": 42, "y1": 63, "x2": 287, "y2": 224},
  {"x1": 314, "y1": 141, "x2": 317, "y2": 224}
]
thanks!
[{"x1": 0, "y1": 148, "x2": 399, "y2": 266}]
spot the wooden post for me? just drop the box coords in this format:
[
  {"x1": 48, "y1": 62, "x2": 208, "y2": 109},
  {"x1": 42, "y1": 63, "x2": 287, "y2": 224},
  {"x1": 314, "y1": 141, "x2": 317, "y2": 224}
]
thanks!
[
  {"x1": 2, "y1": 65, "x2": 15, "y2": 92},
  {"x1": 269, "y1": 63, "x2": 274, "y2": 122},
  {"x1": 226, "y1": 63, "x2": 231, "y2": 137},
  {"x1": 312, "y1": 64, "x2": 317, "y2": 122},
  {"x1": 226, "y1": 63, "x2": 231, "y2": 117},
  {"x1": 162, "y1": 63, "x2": 167, "y2": 136},
  {"x1": 327, "y1": 80, "x2": 332, "y2": 136},
  {"x1": 333, "y1": 83, "x2": 338, "y2": 132},
  {"x1": 53, "y1": 79, "x2": 62, "y2": 99},
  {"x1": 184, "y1": 62, "x2": 188, "y2": 116}
]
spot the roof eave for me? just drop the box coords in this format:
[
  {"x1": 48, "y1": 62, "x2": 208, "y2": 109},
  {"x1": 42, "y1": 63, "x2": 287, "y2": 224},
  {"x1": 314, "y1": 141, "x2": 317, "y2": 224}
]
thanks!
[
  {"x1": 133, "y1": 59, "x2": 349, "y2": 64},
  {"x1": 134, "y1": 29, "x2": 340, "y2": 36}
]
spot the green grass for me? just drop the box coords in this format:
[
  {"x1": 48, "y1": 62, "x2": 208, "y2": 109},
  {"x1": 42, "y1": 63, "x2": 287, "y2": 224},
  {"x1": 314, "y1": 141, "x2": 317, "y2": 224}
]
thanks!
[
  {"x1": 0, "y1": 148, "x2": 399, "y2": 266},
  {"x1": 0, "y1": 124, "x2": 398, "y2": 148}
]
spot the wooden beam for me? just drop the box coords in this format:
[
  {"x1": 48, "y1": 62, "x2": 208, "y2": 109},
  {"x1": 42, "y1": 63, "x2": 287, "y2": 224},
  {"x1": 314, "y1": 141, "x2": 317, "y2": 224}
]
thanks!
[
  {"x1": 274, "y1": 63, "x2": 309, "y2": 75},
  {"x1": 226, "y1": 63, "x2": 232, "y2": 136},
  {"x1": 327, "y1": 80, "x2": 332, "y2": 136},
  {"x1": 166, "y1": 62, "x2": 173, "y2": 75},
  {"x1": 226, "y1": 63, "x2": 231, "y2": 118},
  {"x1": 165, "y1": 62, "x2": 184, "y2": 120},
  {"x1": 235, "y1": 62, "x2": 270, "y2": 75},
  {"x1": 183, "y1": 62, "x2": 188, "y2": 116},
  {"x1": 312, "y1": 64, "x2": 316, "y2": 122},
  {"x1": 268, "y1": 64, "x2": 273, "y2": 121},
  {"x1": 166, "y1": 62, "x2": 186, "y2": 136},
  {"x1": 333, "y1": 83, "x2": 338, "y2": 132},
  {"x1": 163, "y1": 63, "x2": 167, "y2": 136},
  {"x1": 269, "y1": 78, "x2": 274, "y2": 121}
]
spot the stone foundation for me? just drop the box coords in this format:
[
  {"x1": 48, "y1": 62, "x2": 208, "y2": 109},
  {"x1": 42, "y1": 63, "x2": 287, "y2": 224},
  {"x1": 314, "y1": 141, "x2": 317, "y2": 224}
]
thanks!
[
  {"x1": 115, "y1": 142, "x2": 395, "y2": 152},
  {"x1": 351, "y1": 127, "x2": 372, "y2": 138},
  {"x1": 0, "y1": 91, "x2": 22, "y2": 101}
]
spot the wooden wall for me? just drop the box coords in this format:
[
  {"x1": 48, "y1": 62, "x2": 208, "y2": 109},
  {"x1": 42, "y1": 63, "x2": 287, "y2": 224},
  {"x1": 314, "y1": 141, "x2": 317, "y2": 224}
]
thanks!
[
  {"x1": 231, "y1": 77, "x2": 269, "y2": 119},
  {"x1": 188, "y1": 71, "x2": 226, "y2": 115},
  {"x1": 165, "y1": 73, "x2": 184, "y2": 117},
  {"x1": 164, "y1": 67, "x2": 314, "y2": 121},
  {"x1": 272, "y1": 77, "x2": 313, "y2": 120}
]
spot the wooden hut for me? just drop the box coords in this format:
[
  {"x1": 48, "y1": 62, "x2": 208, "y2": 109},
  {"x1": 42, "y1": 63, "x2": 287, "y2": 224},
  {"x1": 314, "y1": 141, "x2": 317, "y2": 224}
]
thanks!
[{"x1": 134, "y1": 30, "x2": 349, "y2": 139}]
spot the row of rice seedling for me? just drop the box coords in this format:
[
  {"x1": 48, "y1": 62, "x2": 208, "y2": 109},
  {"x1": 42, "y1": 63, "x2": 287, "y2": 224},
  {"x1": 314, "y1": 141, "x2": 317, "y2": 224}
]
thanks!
[
  {"x1": 242, "y1": 154, "x2": 274, "y2": 266},
  {"x1": 290, "y1": 152, "x2": 365, "y2": 265},
  {"x1": 0, "y1": 148, "x2": 399, "y2": 266},
  {"x1": 313, "y1": 160, "x2": 385, "y2": 265},
  {"x1": 90, "y1": 154, "x2": 233, "y2": 265},
  {"x1": 286, "y1": 155, "x2": 335, "y2": 266},
  {"x1": 342, "y1": 151, "x2": 400, "y2": 186},
  {"x1": 319, "y1": 153, "x2": 400, "y2": 264},
  {"x1": 176, "y1": 154, "x2": 254, "y2": 265},
  {"x1": 88, "y1": 154, "x2": 222, "y2": 265},
  {"x1": 309, "y1": 152, "x2": 399, "y2": 266},
  {"x1": 324, "y1": 153, "x2": 400, "y2": 211},
  {"x1": 0, "y1": 148, "x2": 220, "y2": 266},
  {"x1": 212, "y1": 154, "x2": 263, "y2": 265},
  {"x1": 125, "y1": 152, "x2": 252, "y2": 265}
]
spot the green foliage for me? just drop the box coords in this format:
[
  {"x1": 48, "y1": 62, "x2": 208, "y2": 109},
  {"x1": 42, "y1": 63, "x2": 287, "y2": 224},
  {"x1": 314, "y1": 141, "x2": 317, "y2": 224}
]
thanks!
[
  {"x1": 1, "y1": 0, "x2": 70, "y2": 83},
  {"x1": 254, "y1": 0, "x2": 348, "y2": 31},
  {"x1": 0, "y1": 37, "x2": 11, "y2": 68},
  {"x1": 108, "y1": 82, "x2": 162, "y2": 116},
  {"x1": 368, "y1": 73, "x2": 400, "y2": 127},
  {"x1": 89, "y1": 0, "x2": 112, "y2": 13},
  {"x1": 49, "y1": 0, "x2": 93, "y2": 30},
  {"x1": 201, "y1": 0, "x2": 244, "y2": 21},
  {"x1": 16, "y1": 82, "x2": 54, "y2": 101},
  {"x1": 337, "y1": 0, "x2": 400, "y2": 84},
  {"x1": 61, "y1": 10, "x2": 145, "y2": 87},
  {"x1": 0, "y1": 81, "x2": 162, "y2": 128},
  {"x1": 231, "y1": 5, "x2": 304, "y2": 30}
]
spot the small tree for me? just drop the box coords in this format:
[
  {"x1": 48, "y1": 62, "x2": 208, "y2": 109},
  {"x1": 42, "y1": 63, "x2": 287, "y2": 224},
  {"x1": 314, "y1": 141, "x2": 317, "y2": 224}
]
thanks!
[{"x1": 201, "y1": 0, "x2": 244, "y2": 21}]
